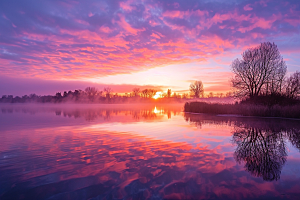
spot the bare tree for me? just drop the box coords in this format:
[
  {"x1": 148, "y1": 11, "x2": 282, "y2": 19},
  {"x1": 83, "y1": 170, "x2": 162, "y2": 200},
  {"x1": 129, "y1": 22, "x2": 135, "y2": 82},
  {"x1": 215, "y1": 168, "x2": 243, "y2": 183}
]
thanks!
[
  {"x1": 104, "y1": 87, "x2": 112, "y2": 99},
  {"x1": 182, "y1": 93, "x2": 188, "y2": 99},
  {"x1": 140, "y1": 89, "x2": 157, "y2": 98},
  {"x1": 225, "y1": 92, "x2": 233, "y2": 97},
  {"x1": 98, "y1": 90, "x2": 103, "y2": 97},
  {"x1": 285, "y1": 71, "x2": 300, "y2": 99},
  {"x1": 147, "y1": 89, "x2": 157, "y2": 98},
  {"x1": 63, "y1": 91, "x2": 68, "y2": 97},
  {"x1": 85, "y1": 87, "x2": 98, "y2": 101},
  {"x1": 55, "y1": 92, "x2": 62, "y2": 98},
  {"x1": 167, "y1": 89, "x2": 171, "y2": 98},
  {"x1": 132, "y1": 88, "x2": 140, "y2": 97},
  {"x1": 141, "y1": 89, "x2": 148, "y2": 98},
  {"x1": 231, "y1": 42, "x2": 287, "y2": 98},
  {"x1": 189, "y1": 81, "x2": 204, "y2": 98}
]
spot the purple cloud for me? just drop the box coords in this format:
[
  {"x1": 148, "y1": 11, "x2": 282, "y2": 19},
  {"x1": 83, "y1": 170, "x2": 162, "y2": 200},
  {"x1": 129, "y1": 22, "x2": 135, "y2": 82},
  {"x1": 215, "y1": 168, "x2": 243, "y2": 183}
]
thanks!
[{"x1": 0, "y1": 0, "x2": 299, "y2": 80}]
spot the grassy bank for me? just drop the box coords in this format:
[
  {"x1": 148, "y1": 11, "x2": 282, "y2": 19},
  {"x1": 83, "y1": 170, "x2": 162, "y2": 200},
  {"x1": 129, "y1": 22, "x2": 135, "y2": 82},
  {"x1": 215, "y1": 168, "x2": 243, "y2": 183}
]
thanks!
[{"x1": 184, "y1": 102, "x2": 300, "y2": 119}]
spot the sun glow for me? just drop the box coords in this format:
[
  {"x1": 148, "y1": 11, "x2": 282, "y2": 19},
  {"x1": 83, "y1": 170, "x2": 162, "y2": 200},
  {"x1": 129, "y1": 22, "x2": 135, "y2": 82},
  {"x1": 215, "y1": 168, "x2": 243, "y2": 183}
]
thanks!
[
  {"x1": 152, "y1": 92, "x2": 162, "y2": 99},
  {"x1": 153, "y1": 106, "x2": 164, "y2": 114},
  {"x1": 153, "y1": 106, "x2": 159, "y2": 113}
]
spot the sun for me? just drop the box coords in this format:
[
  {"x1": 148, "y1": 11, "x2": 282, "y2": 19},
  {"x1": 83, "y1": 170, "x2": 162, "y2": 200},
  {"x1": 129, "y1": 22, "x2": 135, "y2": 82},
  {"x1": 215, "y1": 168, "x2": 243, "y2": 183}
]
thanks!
[{"x1": 152, "y1": 92, "x2": 162, "y2": 99}]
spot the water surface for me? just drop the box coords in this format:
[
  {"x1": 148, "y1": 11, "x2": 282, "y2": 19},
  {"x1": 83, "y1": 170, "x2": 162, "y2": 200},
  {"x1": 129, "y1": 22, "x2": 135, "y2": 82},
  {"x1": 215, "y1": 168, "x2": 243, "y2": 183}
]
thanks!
[{"x1": 1, "y1": 104, "x2": 300, "y2": 200}]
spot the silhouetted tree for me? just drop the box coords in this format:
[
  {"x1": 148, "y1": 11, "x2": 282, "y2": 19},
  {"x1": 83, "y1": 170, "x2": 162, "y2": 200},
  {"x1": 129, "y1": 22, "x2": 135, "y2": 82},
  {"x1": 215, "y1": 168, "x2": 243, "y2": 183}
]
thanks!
[
  {"x1": 85, "y1": 87, "x2": 98, "y2": 101},
  {"x1": 98, "y1": 90, "x2": 103, "y2": 98},
  {"x1": 189, "y1": 81, "x2": 204, "y2": 98},
  {"x1": 141, "y1": 89, "x2": 148, "y2": 98},
  {"x1": 55, "y1": 92, "x2": 62, "y2": 98},
  {"x1": 147, "y1": 89, "x2": 157, "y2": 98},
  {"x1": 217, "y1": 93, "x2": 224, "y2": 98},
  {"x1": 231, "y1": 42, "x2": 287, "y2": 98},
  {"x1": 55, "y1": 92, "x2": 62, "y2": 102},
  {"x1": 182, "y1": 93, "x2": 188, "y2": 99},
  {"x1": 63, "y1": 91, "x2": 68, "y2": 97},
  {"x1": 22, "y1": 95, "x2": 29, "y2": 99},
  {"x1": 225, "y1": 92, "x2": 233, "y2": 97},
  {"x1": 132, "y1": 88, "x2": 140, "y2": 97},
  {"x1": 73, "y1": 90, "x2": 80, "y2": 101},
  {"x1": 104, "y1": 87, "x2": 112, "y2": 99},
  {"x1": 167, "y1": 89, "x2": 171, "y2": 98},
  {"x1": 285, "y1": 71, "x2": 300, "y2": 99},
  {"x1": 29, "y1": 94, "x2": 37, "y2": 99}
]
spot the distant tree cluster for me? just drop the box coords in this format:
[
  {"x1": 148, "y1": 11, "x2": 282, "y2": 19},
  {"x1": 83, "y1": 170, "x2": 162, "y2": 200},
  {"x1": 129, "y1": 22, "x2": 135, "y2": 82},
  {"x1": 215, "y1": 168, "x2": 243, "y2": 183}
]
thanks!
[
  {"x1": 0, "y1": 87, "x2": 189, "y2": 104},
  {"x1": 231, "y1": 42, "x2": 300, "y2": 101},
  {"x1": 140, "y1": 89, "x2": 157, "y2": 98},
  {"x1": 1, "y1": 84, "x2": 234, "y2": 104}
]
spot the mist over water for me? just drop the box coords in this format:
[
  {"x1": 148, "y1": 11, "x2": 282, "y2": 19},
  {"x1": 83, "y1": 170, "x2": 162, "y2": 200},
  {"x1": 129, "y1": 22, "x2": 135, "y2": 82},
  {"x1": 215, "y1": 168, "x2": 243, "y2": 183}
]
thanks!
[{"x1": 1, "y1": 104, "x2": 300, "y2": 199}]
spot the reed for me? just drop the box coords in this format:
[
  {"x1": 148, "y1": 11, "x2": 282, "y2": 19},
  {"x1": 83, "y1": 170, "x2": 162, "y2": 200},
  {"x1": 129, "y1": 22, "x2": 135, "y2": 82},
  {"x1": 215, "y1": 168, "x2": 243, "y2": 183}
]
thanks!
[{"x1": 184, "y1": 102, "x2": 300, "y2": 119}]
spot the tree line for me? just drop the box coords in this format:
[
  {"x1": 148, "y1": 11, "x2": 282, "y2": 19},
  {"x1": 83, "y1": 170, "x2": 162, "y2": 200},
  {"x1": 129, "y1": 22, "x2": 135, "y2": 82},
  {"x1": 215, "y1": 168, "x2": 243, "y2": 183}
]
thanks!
[
  {"x1": 0, "y1": 87, "x2": 186, "y2": 103},
  {"x1": 1, "y1": 82, "x2": 234, "y2": 104}
]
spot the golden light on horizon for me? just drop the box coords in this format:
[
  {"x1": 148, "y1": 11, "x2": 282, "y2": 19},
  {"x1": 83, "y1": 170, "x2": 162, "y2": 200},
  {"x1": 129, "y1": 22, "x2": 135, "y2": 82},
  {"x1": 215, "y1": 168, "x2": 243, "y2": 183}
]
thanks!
[{"x1": 152, "y1": 92, "x2": 163, "y2": 99}]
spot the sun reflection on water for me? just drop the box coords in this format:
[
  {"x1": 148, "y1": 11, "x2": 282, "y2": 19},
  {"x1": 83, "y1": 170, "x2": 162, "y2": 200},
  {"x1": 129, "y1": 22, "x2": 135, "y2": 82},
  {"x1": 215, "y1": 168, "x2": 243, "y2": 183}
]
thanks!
[{"x1": 153, "y1": 106, "x2": 164, "y2": 114}]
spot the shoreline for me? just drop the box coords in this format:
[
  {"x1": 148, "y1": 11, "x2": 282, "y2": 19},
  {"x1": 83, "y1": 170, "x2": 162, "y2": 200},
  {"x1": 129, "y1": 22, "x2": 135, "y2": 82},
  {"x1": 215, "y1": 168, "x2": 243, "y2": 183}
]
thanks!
[
  {"x1": 184, "y1": 101, "x2": 300, "y2": 119},
  {"x1": 184, "y1": 111, "x2": 300, "y2": 121}
]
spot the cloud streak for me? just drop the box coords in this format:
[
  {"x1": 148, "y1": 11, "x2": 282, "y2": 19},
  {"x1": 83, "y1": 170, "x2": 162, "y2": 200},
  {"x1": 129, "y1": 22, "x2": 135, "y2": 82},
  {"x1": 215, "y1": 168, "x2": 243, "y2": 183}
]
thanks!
[{"x1": 0, "y1": 0, "x2": 299, "y2": 80}]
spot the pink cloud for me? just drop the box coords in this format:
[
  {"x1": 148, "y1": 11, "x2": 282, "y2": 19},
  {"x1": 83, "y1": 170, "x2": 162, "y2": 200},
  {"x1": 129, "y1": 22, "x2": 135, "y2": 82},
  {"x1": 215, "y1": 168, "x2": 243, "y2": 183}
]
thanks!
[
  {"x1": 244, "y1": 4, "x2": 253, "y2": 11},
  {"x1": 163, "y1": 9, "x2": 208, "y2": 18},
  {"x1": 120, "y1": 1, "x2": 135, "y2": 12},
  {"x1": 0, "y1": 0, "x2": 299, "y2": 88}
]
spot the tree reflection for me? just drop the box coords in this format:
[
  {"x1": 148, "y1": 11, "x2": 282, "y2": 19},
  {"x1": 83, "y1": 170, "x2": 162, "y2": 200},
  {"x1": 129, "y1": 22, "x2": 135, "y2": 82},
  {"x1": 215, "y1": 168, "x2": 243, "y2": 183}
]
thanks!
[
  {"x1": 0, "y1": 105, "x2": 182, "y2": 122},
  {"x1": 233, "y1": 127, "x2": 287, "y2": 181},
  {"x1": 184, "y1": 113, "x2": 300, "y2": 181},
  {"x1": 287, "y1": 128, "x2": 300, "y2": 150}
]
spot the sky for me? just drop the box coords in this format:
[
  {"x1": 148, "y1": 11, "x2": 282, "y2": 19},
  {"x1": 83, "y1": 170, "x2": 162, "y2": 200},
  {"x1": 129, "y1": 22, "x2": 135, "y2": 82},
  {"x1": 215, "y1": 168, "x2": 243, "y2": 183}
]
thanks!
[{"x1": 1, "y1": 0, "x2": 300, "y2": 96}]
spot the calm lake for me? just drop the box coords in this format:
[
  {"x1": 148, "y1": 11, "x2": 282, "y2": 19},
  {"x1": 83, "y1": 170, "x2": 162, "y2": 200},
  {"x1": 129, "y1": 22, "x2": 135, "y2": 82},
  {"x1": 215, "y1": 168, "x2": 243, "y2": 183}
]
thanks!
[{"x1": 1, "y1": 104, "x2": 300, "y2": 200}]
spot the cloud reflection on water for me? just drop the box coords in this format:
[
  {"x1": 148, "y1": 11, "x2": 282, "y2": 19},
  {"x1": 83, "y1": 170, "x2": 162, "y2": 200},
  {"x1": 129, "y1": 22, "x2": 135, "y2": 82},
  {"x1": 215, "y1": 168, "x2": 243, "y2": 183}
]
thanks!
[
  {"x1": 0, "y1": 105, "x2": 300, "y2": 199},
  {"x1": 184, "y1": 113, "x2": 300, "y2": 182}
]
